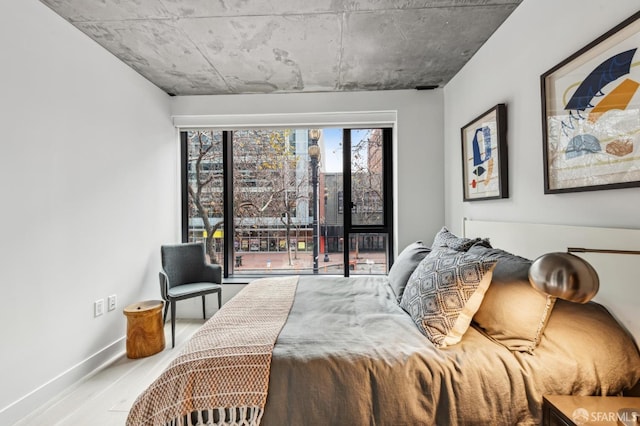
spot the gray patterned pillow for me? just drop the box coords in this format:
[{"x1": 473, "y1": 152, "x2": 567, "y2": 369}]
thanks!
[
  {"x1": 431, "y1": 226, "x2": 491, "y2": 251},
  {"x1": 400, "y1": 250, "x2": 497, "y2": 348}
]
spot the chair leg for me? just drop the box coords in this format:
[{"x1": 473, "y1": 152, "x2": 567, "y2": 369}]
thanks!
[
  {"x1": 217, "y1": 290, "x2": 222, "y2": 309},
  {"x1": 163, "y1": 301, "x2": 169, "y2": 324},
  {"x1": 202, "y1": 295, "x2": 206, "y2": 319},
  {"x1": 171, "y1": 301, "x2": 176, "y2": 348}
]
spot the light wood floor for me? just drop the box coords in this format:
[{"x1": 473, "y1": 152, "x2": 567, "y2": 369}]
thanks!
[{"x1": 13, "y1": 319, "x2": 206, "y2": 426}]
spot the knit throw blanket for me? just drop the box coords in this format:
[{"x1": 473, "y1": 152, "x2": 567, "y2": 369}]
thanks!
[{"x1": 127, "y1": 276, "x2": 299, "y2": 426}]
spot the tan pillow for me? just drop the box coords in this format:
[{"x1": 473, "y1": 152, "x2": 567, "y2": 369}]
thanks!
[
  {"x1": 541, "y1": 299, "x2": 640, "y2": 394},
  {"x1": 400, "y1": 250, "x2": 497, "y2": 348},
  {"x1": 469, "y1": 246, "x2": 556, "y2": 353}
]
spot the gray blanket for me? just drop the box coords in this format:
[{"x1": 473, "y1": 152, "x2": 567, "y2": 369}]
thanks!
[{"x1": 262, "y1": 276, "x2": 640, "y2": 425}]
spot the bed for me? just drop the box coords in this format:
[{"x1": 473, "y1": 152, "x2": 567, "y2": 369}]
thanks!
[{"x1": 127, "y1": 224, "x2": 640, "y2": 426}]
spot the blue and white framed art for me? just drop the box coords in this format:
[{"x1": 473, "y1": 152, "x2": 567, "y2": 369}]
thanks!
[{"x1": 461, "y1": 103, "x2": 509, "y2": 201}]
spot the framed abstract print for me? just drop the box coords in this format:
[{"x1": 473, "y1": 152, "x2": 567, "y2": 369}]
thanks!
[
  {"x1": 461, "y1": 103, "x2": 508, "y2": 201},
  {"x1": 541, "y1": 11, "x2": 640, "y2": 194}
]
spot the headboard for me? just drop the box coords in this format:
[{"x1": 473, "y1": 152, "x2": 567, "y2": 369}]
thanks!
[{"x1": 463, "y1": 219, "x2": 640, "y2": 346}]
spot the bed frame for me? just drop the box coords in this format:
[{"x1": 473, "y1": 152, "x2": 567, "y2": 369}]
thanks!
[{"x1": 462, "y1": 219, "x2": 640, "y2": 347}]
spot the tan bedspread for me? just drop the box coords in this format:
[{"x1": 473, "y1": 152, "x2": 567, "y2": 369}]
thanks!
[
  {"x1": 128, "y1": 275, "x2": 639, "y2": 426},
  {"x1": 126, "y1": 276, "x2": 298, "y2": 426},
  {"x1": 262, "y1": 276, "x2": 640, "y2": 425}
]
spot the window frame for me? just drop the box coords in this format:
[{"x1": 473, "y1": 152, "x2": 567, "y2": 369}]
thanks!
[
  {"x1": 180, "y1": 127, "x2": 394, "y2": 279},
  {"x1": 342, "y1": 128, "x2": 394, "y2": 277}
]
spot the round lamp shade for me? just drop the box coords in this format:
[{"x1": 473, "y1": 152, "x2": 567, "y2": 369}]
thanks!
[
  {"x1": 308, "y1": 143, "x2": 321, "y2": 160},
  {"x1": 309, "y1": 129, "x2": 321, "y2": 141},
  {"x1": 528, "y1": 252, "x2": 599, "y2": 303}
]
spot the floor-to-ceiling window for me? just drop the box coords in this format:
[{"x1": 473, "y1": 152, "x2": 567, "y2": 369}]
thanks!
[{"x1": 182, "y1": 127, "x2": 392, "y2": 278}]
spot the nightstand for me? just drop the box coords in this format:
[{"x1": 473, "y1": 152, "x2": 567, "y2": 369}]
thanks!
[
  {"x1": 543, "y1": 395, "x2": 640, "y2": 426},
  {"x1": 123, "y1": 300, "x2": 165, "y2": 359}
]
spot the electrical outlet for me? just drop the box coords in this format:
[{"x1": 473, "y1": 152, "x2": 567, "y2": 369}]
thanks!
[
  {"x1": 94, "y1": 299, "x2": 104, "y2": 317},
  {"x1": 107, "y1": 294, "x2": 117, "y2": 311}
]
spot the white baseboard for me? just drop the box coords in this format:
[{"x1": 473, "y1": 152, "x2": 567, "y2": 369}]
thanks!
[{"x1": 1, "y1": 336, "x2": 126, "y2": 426}]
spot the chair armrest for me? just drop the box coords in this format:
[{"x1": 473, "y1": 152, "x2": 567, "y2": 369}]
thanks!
[
  {"x1": 202, "y1": 263, "x2": 222, "y2": 284},
  {"x1": 159, "y1": 271, "x2": 170, "y2": 300}
]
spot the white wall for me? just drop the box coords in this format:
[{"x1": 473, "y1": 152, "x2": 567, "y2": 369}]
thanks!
[
  {"x1": 0, "y1": 1, "x2": 177, "y2": 423},
  {"x1": 443, "y1": 0, "x2": 640, "y2": 235},
  {"x1": 171, "y1": 89, "x2": 445, "y2": 253}
]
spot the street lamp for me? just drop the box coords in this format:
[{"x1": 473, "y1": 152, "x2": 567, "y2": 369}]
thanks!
[
  {"x1": 323, "y1": 188, "x2": 330, "y2": 262},
  {"x1": 308, "y1": 129, "x2": 321, "y2": 273}
]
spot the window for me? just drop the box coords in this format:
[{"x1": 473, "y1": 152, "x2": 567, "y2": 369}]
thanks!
[{"x1": 182, "y1": 127, "x2": 393, "y2": 278}]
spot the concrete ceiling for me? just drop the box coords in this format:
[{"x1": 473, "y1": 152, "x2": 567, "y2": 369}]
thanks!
[{"x1": 40, "y1": 0, "x2": 522, "y2": 96}]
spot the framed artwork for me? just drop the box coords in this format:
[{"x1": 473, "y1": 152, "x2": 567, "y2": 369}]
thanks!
[
  {"x1": 541, "y1": 11, "x2": 640, "y2": 194},
  {"x1": 461, "y1": 103, "x2": 508, "y2": 201}
]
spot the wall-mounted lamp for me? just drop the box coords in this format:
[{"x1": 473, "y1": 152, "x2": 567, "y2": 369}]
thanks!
[{"x1": 528, "y1": 252, "x2": 599, "y2": 303}]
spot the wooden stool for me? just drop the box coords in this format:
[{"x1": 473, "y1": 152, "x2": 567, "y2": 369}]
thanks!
[{"x1": 123, "y1": 300, "x2": 165, "y2": 359}]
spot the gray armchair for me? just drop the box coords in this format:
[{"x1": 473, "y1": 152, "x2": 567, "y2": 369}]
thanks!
[{"x1": 160, "y1": 243, "x2": 222, "y2": 348}]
